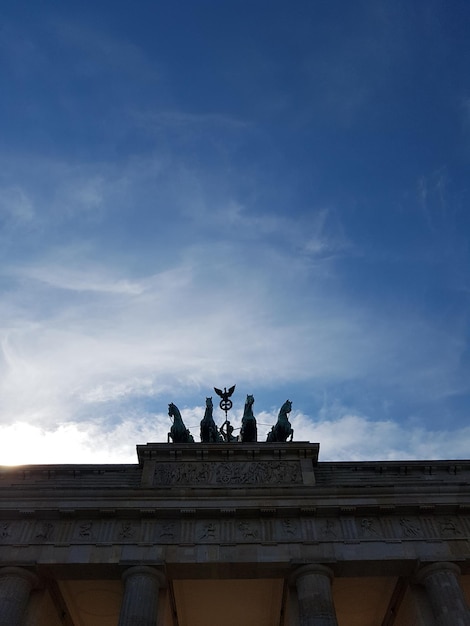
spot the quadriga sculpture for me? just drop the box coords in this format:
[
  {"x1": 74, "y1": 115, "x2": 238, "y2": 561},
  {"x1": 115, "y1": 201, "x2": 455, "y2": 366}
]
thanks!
[
  {"x1": 266, "y1": 399, "x2": 294, "y2": 442},
  {"x1": 240, "y1": 394, "x2": 257, "y2": 442},
  {"x1": 168, "y1": 402, "x2": 194, "y2": 443},
  {"x1": 200, "y1": 397, "x2": 223, "y2": 443}
]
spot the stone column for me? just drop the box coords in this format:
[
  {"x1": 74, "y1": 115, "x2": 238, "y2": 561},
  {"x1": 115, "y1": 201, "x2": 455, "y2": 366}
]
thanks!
[
  {"x1": 118, "y1": 565, "x2": 165, "y2": 626},
  {"x1": 416, "y1": 562, "x2": 470, "y2": 626},
  {"x1": 291, "y1": 564, "x2": 338, "y2": 626},
  {"x1": 0, "y1": 566, "x2": 39, "y2": 626}
]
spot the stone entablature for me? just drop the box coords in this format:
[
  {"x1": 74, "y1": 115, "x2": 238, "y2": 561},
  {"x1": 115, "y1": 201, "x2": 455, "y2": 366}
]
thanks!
[
  {"x1": 137, "y1": 442, "x2": 318, "y2": 487},
  {"x1": 1, "y1": 456, "x2": 469, "y2": 491},
  {"x1": 0, "y1": 444, "x2": 469, "y2": 578},
  {"x1": 0, "y1": 512, "x2": 469, "y2": 547},
  {"x1": 136, "y1": 442, "x2": 318, "y2": 490},
  {"x1": 0, "y1": 445, "x2": 469, "y2": 519},
  {"x1": 0, "y1": 443, "x2": 469, "y2": 624}
]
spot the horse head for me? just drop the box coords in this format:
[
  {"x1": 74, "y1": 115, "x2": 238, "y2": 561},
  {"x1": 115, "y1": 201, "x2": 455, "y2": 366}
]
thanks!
[
  {"x1": 266, "y1": 399, "x2": 294, "y2": 442},
  {"x1": 206, "y1": 397, "x2": 213, "y2": 409},
  {"x1": 168, "y1": 402, "x2": 182, "y2": 423},
  {"x1": 168, "y1": 403, "x2": 193, "y2": 443},
  {"x1": 245, "y1": 394, "x2": 254, "y2": 407},
  {"x1": 281, "y1": 399, "x2": 292, "y2": 415}
]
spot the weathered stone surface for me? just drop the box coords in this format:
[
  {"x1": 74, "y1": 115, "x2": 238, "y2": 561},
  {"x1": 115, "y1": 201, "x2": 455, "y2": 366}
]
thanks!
[
  {"x1": 0, "y1": 567, "x2": 39, "y2": 626},
  {"x1": 291, "y1": 565, "x2": 338, "y2": 626},
  {"x1": 119, "y1": 566, "x2": 165, "y2": 626},
  {"x1": 417, "y1": 562, "x2": 470, "y2": 626},
  {"x1": 0, "y1": 444, "x2": 469, "y2": 624},
  {"x1": 154, "y1": 460, "x2": 302, "y2": 485}
]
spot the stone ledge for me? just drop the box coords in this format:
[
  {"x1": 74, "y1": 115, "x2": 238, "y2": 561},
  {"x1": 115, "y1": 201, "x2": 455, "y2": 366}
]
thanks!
[{"x1": 136, "y1": 442, "x2": 320, "y2": 466}]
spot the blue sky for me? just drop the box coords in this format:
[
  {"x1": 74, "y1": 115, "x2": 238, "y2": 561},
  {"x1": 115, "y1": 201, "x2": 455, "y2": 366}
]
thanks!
[{"x1": 1, "y1": 0, "x2": 470, "y2": 463}]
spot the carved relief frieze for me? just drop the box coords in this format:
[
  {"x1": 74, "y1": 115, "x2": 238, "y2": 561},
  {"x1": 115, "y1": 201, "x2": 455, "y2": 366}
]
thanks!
[
  {"x1": 399, "y1": 517, "x2": 423, "y2": 538},
  {"x1": 281, "y1": 519, "x2": 298, "y2": 538},
  {"x1": 78, "y1": 522, "x2": 94, "y2": 539},
  {"x1": 0, "y1": 514, "x2": 467, "y2": 547},
  {"x1": 438, "y1": 518, "x2": 463, "y2": 536},
  {"x1": 0, "y1": 522, "x2": 11, "y2": 540},
  {"x1": 153, "y1": 460, "x2": 302, "y2": 486},
  {"x1": 158, "y1": 522, "x2": 176, "y2": 540},
  {"x1": 238, "y1": 521, "x2": 259, "y2": 539},
  {"x1": 360, "y1": 518, "x2": 379, "y2": 537},
  {"x1": 321, "y1": 519, "x2": 339, "y2": 539},
  {"x1": 35, "y1": 521, "x2": 54, "y2": 541},
  {"x1": 118, "y1": 521, "x2": 135, "y2": 539},
  {"x1": 199, "y1": 522, "x2": 218, "y2": 541}
]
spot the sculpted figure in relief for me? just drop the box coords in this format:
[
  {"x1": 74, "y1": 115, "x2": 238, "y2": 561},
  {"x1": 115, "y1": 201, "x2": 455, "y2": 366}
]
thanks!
[
  {"x1": 220, "y1": 420, "x2": 238, "y2": 442},
  {"x1": 400, "y1": 518, "x2": 421, "y2": 537},
  {"x1": 36, "y1": 522, "x2": 54, "y2": 541},
  {"x1": 79, "y1": 522, "x2": 93, "y2": 538}
]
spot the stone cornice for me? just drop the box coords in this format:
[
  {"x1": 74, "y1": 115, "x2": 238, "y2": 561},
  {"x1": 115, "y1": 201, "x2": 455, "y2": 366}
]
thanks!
[
  {"x1": 136, "y1": 441, "x2": 320, "y2": 465},
  {"x1": 0, "y1": 446, "x2": 469, "y2": 504}
]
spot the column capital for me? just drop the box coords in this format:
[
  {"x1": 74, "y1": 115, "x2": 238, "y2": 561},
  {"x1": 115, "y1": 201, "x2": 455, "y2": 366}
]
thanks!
[
  {"x1": 121, "y1": 565, "x2": 166, "y2": 588},
  {"x1": 0, "y1": 567, "x2": 39, "y2": 589},
  {"x1": 415, "y1": 561, "x2": 461, "y2": 584},
  {"x1": 289, "y1": 563, "x2": 335, "y2": 586}
]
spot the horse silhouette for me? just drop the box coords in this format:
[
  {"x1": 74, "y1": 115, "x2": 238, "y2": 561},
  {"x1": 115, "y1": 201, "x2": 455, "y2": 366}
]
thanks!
[
  {"x1": 267, "y1": 400, "x2": 294, "y2": 442},
  {"x1": 168, "y1": 402, "x2": 194, "y2": 443},
  {"x1": 200, "y1": 397, "x2": 223, "y2": 443},
  {"x1": 240, "y1": 394, "x2": 257, "y2": 442}
]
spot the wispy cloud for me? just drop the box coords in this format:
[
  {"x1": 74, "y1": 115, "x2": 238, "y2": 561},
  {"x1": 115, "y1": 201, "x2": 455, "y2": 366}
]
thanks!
[
  {"x1": 0, "y1": 146, "x2": 467, "y2": 455},
  {"x1": 0, "y1": 185, "x2": 35, "y2": 224},
  {"x1": 12, "y1": 263, "x2": 145, "y2": 295},
  {"x1": 0, "y1": 238, "x2": 467, "y2": 447},
  {"x1": 417, "y1": 168, "x2": 451, "y2": 233},
  {"x1": 48, "y1": 16, "x2": 160, "y2": 84},
  {"x1": 0, "y1": 156, "x2": 110, "y2": 231},
  {"x1": 133, "y1": 110, "x2": 249, "y2": 133},
  {"x1": 1, "y1": 3, "x2": 469, "y2": 466}
]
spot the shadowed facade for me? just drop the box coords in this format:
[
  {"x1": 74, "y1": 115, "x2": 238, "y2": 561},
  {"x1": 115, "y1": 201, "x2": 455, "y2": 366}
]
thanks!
[{"x1": 0, "y1": 442, "x2": 469, "y2": 625}]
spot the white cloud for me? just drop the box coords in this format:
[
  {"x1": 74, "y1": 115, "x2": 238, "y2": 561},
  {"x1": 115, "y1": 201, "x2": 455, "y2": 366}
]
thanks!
[
  {"x1": 0, "y1": 153, "x2": 467, "y2": 467},
  {"x1": 12, "y1": 263, "x2": 145, "y2": 295},
  {"x1": 0, "y1": 238, "x2": 466, "y2": 443},
  {"x1": 0, "y1": 3, "x2": 468, "y2": 471},
  {"x1": 1, "y1": 408, "x2": 469, "y2": 466},
  {"x1": 312, "y1": 414, "x2": 470, "y2": 461},
  {"x1": 0, "y1": 156, "x2": 111, "y2": 228}
]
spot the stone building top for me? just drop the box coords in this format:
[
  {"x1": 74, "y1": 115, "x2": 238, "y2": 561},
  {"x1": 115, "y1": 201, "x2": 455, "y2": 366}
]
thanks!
[
  {"x1": 137, "y1": 441, "x2": 319, "y2": 488},
  {"x1": 136, "y1": 441, "x2": 319, "y2": 464}
]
